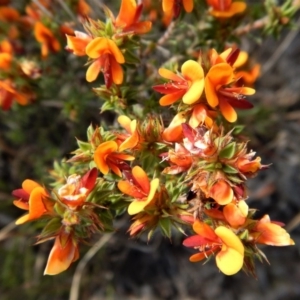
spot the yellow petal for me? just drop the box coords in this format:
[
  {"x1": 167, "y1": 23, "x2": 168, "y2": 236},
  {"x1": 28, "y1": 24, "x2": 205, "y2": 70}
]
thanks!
[
  {"x1": 182, "y1": 79, "x2": 204, "y2": 104},
  {"x1": 215, "y1": 226, "x2": 244, "y2": 255},
  {"x1": 181, "y1": 60, "x2": 204, "y2": 82},
  {"x1": 107, "y1": 39, "x2": 125, "y2": 64},
  {"x1": 86, "y1": 60, "x2": 101, "y2": 82},
  {"x1": 216, "y1": 246, "x2": 244, "y2": 275}
]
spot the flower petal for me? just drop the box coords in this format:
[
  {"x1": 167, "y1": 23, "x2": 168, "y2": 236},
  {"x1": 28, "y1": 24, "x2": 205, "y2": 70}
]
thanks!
[
  {"x1": 44, "y1": 236, "x2": 78, "y2": 275},
  {"x1": 86, "y1": 60, "x2": 101, "y2": 82},
  {"x1": 219, "y1": 98, "x2": 237, "y2": 122},
  {"x1": 210, "y1": 180, "x2": 233, "y2": 205},
  {"x1": 132, "y1": 166, "x2": 150, "y2": 194},
  {"x1": 216, "y1": 246, "x2": 244, "y2": 275},
  {"x1": 159, "y1": 90, "x2": 186, "y2": 106},
  {"x1": 158, "y1": 68, "x2": 183, "y2": 82}
]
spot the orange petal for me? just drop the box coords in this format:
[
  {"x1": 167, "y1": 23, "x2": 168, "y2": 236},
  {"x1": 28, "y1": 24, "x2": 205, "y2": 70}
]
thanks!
[
  {"x1": 183, "y1": 0, "x2": 194, "y2": 12},
  {"x1": 66, "y1": 34, "x2": 89, "y2": 56},
  {"x1": 110, "y1": 57, "x2": 124, "y2": 84},
  {"x1": 219, "y1": 98, "x2": 237, "y2": 122},
  {"x1": 210, "y1": 3, "x2": 247, "y2": 18},
  {"x1": 132, "y1": 166, "x2": 150, "y2": 194},
  {"x1": 94, "y1": 141, "x2": 118, "y2": 174},
  {"x1": 162, "y1": 0, "x2": 174, "y2": 12},
  {"x1": 22, "y1": 179, "x2": 41, "y2": 194},
  {"x1": 115, "y1": 0, "x2": 137, "y2": 27},
  {"x1": 44, "y1": 236, "x2": 78, "y2": 275},
  {"x1": 223, "y1": 202, "x2": 247, "y2": 227},
  {"x1": 158, "y1": 68, "x2": 183, "y2": 82},
  {"x1": 210, "y1": 180, "x2": 233, "y2": 205},
  {"x1": 107, "y1": 39, "x2": 125, "y2": 63},
  {"x1": 86, "y1": 60, "x2": 101, "y2": 82},
  {"x1": 118, "y1": 180, "x2": 145, "y2": 198},
  {"x1": 159, "y1": 90, "x2": 186, "y2": 106},
  {"x1": 192, "y1": 220, "x2": 218, "y2": 241}
]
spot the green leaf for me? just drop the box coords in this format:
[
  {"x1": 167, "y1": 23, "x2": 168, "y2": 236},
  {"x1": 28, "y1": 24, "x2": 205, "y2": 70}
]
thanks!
[
  {"x1": 223, "y1": 164, "x2": 239, "y2": 174},
  {"x1": 76, "y1": 139, "x2": 92, "y2": 151},
  {"x1": 159, "y1": 218, "x2": 172, "y2": 238},
  {"x1": 40, "y1": 217, "x2": 61, "y2": 238},
  {"x1": 219, "y1": 142, "x2": 236, "y2": 159}
]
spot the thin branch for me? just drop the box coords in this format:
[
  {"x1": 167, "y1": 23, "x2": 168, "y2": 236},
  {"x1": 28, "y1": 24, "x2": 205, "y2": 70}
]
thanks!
[
  {"x1": 32, "y1": 0, "x2": 53, "y2": 18},
  {"x1": 261, "y1": 15, "x2": 300, "y2": 75},
  {"x1": 234, "y1": 16, "x2": 269, "y2": 36},
  {"x1": 56, "y1": 0, "x2": 78, "y2": 23},
  {"x1": 0, "y1": 221, "x2": 17, "y2": 242},
  {"x1": 69, "y1": 233, "x2": 113, "y2": 300}
]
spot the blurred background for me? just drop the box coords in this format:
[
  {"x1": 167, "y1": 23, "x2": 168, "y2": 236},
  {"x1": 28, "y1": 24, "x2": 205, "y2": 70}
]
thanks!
[{"x1": 1, "y1": 1, "x2": 300, "y2": 299}]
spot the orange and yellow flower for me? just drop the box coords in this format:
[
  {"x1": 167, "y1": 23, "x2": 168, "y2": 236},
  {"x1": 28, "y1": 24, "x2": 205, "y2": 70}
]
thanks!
[
  {"x1": 118, "y1": 166, "x2": 159, "y2": 215},
  {"x1": 183, "y1": 220, "x2": 244, "y2": 275},
  {"x1": 223, "y1": 200, "x2": 248, "y2": 227},
  {"x1": 94, "y1": 140, "x2": 134, "y2": 177},
  {"x1": 12, "y1": 179, "x2": 53, "y2": 225},
  {"x1": 251, "y1": 215, "x2": 295, "y2": 246},
  {"x1": 85, "y1": 37, "x2": 125, "y2": 86},
  {"x1": 58, "y1": 168, "x2": 98, "y2": 208},
  {"x1": 206, "y1": 0, "x2": 247, "y2": 18},
  {"x1": 205, "y1": 61, "x2": 255, "y2": 122},
  {"x1": 162, "y1": 112, "x2": 186, "y2": 142},
  {"x1": 116, "y1": 115, "x2": 140, "y2": 152},
  {"x1": 153, "y1": 60, "x2": 204, "y2": 106},
  {"x1": 44, "y1": 231, "x2": 79, "y2": 275},
  {"x1": 209, "y1": 179, "x2": 234, "y2": 205},
  {"x1": 114, "y1": 0, "x2": 152, "y2": 35},
  {"x1": 34, "y1": 21, "x2": 61, "y2": 58}
]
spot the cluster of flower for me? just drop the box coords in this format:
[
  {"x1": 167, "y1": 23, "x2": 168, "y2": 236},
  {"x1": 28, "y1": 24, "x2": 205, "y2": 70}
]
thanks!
[{"x1": 8, "y1": 0, "x2": 295, "y2": 277}]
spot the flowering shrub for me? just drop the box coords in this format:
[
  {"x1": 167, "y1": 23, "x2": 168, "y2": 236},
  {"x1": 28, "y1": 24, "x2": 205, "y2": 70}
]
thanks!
[{"x1": 2, "y1": 0, "x2": 298, "y2": 280}]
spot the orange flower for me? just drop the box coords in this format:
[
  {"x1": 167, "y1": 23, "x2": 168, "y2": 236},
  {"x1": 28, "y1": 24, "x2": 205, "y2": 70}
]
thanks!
[
  {"x1": 66, "y1": 31, "x2": 92, "y2": 56},
  {"x1": 153, "y1": 60, "x2": 204, "y2": 106},
  {"x1": 115, "y1": 0, "x2": 152, "y2": 34},
  {"x1": 34, "y1": 21, "x2": 61, "y2": 58},
  {"x1": 209, "y1": 179, "x2": 233, "y2": 205},
  {"x1": 206, "y1": 0, "x2": 246, "y2": 18},
  {"x1": 183, "y1": 220, "x2": 244, "y2": 275},
  {"x1": 44, "y1": 231, "x2": 79, "y2": 275},
  {"x1": 163, "y1": 143, "x2": 193, "y2": 174},
  {"x1": 116, "y1": 115, "x2": 140, "y2": 152},
  {"x1": 205, "y1": 62, "x2": 255, "y2": 122},
  {"x1": 94, "y1": 141, "x2": 134, "y2": 177},
  {"x1": 0, "y1": 80, "x2": 31, "y2": 110},
  {"x1": 223, "y1": 200, "x2": 248, "y2": 227},
  {"x1": 162, "y1": 0, "x2": 194, "y2": 18},
  {"x1": 162, "y1": 112, "x2": 186, "y2": 142},
  {"x1": 85, "y1": 37, "x2": 125, "y2": 86},
  {"x1": 252, "y1": 215, "x2": 295, "y2": 246},
  {"x1": 58, "y1": 168, "x2": 98, "y2": 208},
  {"x1": 188, "y1": 103, "x2": 217, "y2": 129},
  {"x1": 118, "y1": 166, "x2": 159, "y2": 215},
  {"x1": 12, "y1": 179, "x2": 53, "y2": 225},
  {"x1": 236, "y1": 152, "x2": 262, "y2": 174}
]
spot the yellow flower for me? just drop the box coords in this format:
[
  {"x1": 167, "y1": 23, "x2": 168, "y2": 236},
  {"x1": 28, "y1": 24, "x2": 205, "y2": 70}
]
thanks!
[
  {"x1": 183, "y1": 220, "x2": 244, "y2": 275},
  {"x1": 85, "y1": 37, "x2": 125, "y2": 86},
  {"x1": 153, "y1": 60, "x2": 204, "y2": 106}
]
